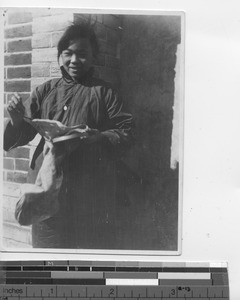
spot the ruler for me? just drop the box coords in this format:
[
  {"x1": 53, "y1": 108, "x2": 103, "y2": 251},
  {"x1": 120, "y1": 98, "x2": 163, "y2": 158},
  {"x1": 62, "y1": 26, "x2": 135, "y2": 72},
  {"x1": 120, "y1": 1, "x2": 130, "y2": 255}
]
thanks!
[{"x1": 0, "y1": 261, "x2": 229, "y2": 299}]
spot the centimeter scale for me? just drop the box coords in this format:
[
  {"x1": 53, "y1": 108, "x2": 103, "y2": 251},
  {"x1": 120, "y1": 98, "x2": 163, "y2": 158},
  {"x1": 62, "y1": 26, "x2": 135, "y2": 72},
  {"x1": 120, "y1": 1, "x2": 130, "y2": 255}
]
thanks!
[{"x1": 0, "y1": 261, "x2": 229, "y2": 300}]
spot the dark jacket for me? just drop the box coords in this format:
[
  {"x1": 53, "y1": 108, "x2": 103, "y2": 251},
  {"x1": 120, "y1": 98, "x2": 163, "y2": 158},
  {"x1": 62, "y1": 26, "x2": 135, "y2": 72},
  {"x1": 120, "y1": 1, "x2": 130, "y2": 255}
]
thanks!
[{"x1": 4, "y1": 71, "x2": 133, "y2": 249}]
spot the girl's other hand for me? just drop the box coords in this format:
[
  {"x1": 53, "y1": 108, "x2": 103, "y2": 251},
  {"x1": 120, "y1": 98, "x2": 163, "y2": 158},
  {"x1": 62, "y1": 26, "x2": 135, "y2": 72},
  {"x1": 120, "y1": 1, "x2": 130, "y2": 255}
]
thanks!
[
  {"x1": 82, "y1": 128, "x2": 103, "y2": 144},
  {"x1": 7, "y1": 93, "x2": 25, "y2": 128}
]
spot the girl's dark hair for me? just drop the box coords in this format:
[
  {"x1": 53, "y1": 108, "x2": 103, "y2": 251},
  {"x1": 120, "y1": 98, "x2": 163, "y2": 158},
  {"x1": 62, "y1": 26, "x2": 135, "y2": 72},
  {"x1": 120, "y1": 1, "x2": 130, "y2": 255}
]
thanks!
[{"x1": 57, "y1": 22, "x2": 99, "y2": 59}]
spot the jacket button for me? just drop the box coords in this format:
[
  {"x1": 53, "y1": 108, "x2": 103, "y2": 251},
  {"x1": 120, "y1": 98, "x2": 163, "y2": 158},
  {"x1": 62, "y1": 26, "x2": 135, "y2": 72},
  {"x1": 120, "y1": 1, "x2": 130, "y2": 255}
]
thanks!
[{"x1": 63, "y1": 105, "x2": 68, "y2": 111}]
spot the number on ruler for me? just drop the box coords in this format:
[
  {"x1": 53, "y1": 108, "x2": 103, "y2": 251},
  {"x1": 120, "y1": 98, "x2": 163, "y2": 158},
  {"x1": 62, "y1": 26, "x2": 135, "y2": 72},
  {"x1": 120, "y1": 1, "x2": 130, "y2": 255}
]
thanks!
[
  {"x1": 170, "y1": 288, "x2": 176, "y2": 296},
  {"x1": 109, "y1": 288, "x2": 115, "y2": 296}
]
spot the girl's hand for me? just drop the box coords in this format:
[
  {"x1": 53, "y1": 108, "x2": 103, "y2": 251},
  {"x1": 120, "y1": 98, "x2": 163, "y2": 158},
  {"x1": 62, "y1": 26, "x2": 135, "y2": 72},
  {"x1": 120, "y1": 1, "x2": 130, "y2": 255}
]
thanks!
[
  {"x1": 82, "y1": 128, "x2": 103, "y2": 144},
  {"x1": 7, "y1": 93, "x2": 25, "y2": 128}
]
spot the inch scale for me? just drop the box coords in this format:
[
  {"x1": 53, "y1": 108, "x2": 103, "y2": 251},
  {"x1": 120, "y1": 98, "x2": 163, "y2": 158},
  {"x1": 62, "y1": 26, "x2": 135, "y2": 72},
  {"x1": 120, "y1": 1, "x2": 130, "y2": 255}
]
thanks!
[{"x1": 0, "y1": 261, "x2": 229, "y2": 300}]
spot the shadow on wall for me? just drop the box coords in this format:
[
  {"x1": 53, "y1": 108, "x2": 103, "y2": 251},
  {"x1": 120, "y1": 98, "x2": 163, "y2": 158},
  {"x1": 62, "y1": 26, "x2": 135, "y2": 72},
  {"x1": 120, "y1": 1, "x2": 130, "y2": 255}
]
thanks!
[{"x1": 118, "y1": 15, "x2": 181, "y2": 250}]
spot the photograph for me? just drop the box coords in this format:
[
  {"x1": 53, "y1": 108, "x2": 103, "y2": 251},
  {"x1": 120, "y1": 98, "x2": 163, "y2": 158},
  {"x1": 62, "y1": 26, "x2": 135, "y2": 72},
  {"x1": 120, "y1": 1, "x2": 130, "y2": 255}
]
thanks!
[{"x1": 2, "y1": 7, "x2": 184, "y2": 254}]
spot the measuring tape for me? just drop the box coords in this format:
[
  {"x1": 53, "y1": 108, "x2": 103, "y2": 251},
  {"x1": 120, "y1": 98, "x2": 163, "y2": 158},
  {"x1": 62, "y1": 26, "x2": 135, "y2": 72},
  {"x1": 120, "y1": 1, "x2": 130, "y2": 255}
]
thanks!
[{"x1": 0, "y1": 261, "x2": 229, "y2": 299}]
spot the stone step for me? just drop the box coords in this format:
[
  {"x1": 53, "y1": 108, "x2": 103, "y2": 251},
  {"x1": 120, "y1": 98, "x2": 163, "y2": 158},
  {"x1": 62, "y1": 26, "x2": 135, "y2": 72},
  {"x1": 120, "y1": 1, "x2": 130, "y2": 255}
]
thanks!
[{"x1": 3, "y1": 220, "x2": 32, "y2": 246}]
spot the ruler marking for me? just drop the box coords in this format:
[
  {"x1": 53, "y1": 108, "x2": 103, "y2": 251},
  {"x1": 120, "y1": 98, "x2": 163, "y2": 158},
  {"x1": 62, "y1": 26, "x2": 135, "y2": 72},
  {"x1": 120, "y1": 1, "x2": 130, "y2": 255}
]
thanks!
[{"x1": 1, "y1": 262, "x2": 229, "y2": 299}]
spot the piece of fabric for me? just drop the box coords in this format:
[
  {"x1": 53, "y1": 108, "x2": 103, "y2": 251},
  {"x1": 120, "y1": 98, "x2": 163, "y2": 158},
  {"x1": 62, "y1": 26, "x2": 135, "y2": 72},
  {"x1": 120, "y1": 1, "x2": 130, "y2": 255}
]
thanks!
[
  {"x1": 15, "y1": 141, "x2": 63, "y2": 226},
  {"x1": 4, "y1": 72, "x2": 133, "y2": 249}
]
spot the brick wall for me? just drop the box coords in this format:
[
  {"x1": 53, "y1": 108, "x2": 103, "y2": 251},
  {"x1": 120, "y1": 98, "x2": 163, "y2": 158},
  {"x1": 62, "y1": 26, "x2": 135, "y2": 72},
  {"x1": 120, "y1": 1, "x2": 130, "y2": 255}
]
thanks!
[
  {"x1": 3, "y1": 8, "x2": 33, "y2": 248},
  {"x1": 88, "y1": 13, "x2": 122, "y2": 88},
  {"x1": 3, "y1": 8, "x2": 123, "y2": 248}
]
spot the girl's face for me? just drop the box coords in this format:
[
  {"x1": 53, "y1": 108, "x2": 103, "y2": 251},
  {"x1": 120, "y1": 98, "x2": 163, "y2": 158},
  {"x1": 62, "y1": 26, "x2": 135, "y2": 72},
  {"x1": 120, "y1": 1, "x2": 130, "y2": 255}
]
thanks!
[{"x1": 61, "y1": 38, "x2": 93, "y2": 80}]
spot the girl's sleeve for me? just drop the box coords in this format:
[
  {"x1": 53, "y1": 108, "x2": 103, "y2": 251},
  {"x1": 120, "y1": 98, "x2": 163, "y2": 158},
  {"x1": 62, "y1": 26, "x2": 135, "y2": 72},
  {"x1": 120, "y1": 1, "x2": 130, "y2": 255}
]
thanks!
[
  {"x1": 4, "y1": 86, "x2": 44, "y2": 152},
  {"x1": 101, "y1": 87, "x2": 133, "y2": 149}
]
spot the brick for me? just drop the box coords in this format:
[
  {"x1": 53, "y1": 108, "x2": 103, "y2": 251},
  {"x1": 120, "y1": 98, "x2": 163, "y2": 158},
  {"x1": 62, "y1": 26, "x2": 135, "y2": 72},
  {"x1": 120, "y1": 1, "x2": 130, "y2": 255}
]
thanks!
[
  {"x1": 4, "y1": 80, "x2": 31, "y2": 92},
  {"x1": 4, "y1": 53, "x2": 32, "y2": 66},
  {"x1": 29, "y1": 134, "x2": 41, "y2": 147},
  {"x1": 31, "y1": 77, "x2": 51, "y2": 90},
  {"x1": 6, "y1": 171, "x2": 28, "y2": 183},
  {"x1": 93, "y1": 54, "x2": 105, "y2": 66},
  {"x1": 7, "y1": 67, "x2": 31, "y2": 79},
  {"x1": 5, "y1": 147, "x2": 30, "y2": 159},
  {"x1": 32, "y1": 63, "x2": 50, "y2": 77},
  {"x1": 15, "y1": 159, "x2": 29, "y2": 171},
  {"x1": 4, "y1": 41, "x2": 7, "y2": 52},
  {"x1": 32, "y1": 13, "x2": 73, "y2": 34},
  {"x1": 103, "y1": 14, "x2": 121, "y2": 29},
  {"x1": 3, "y1": 197, "x2": 19, "y2": 223},
  {"x1": 3, "y1": 182, "x2": 21, "y2": 198},
  {"x1": 32, "y1": 48, "x2": 57, "y2": 63},
  {"x1": 3, "y1": 206, "x2": 17, "y2": 223},
  {"x1": 7, "y1": 39, "x2": 32, "y2": 53},
  {"x1": 6, "y1": 93, "x2": 30, "y2": 103},
  {"x1": 3, "y1": 237, "x2": 32, "y2": 249},
  {"x1": 52, "y1": 31, "x2": 64, "y2": 47},
  {"x1": 8, "y1": 11, "x2": 32, "y2": 25},
  {"x1": 3, "y1": 221, "x2": 32, "y2": 244},
  {"x1": 105, "y1": 55, "x2": 120, "y2": 69},
  {"x1": 95, "y1": 23, "x2": 107, "y2": 40},
  {"x1": 4, "y1": 104, "x2": 9, "y2": 118},
  {"x1": 32, "y1": 33, "x2": 51, "y2": 49},
  {"x1": 5, "y1": 24, "x2": 32, "y2": 39},
  {"x1": 4, "y1": 158, "x2": 14, "y2": 170},
  {"x1": 4, "y1": 93, "x2": 7, "y2": 104},
  {"x1": 50, "y1": 62, "x2": 61, "y2": 77},
  {"x1": 4, "y1": 68, "x2": 7, "y2": 79},
  {"x1": 3, "y1": 197, "x2": 19, "y2": 214}
]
